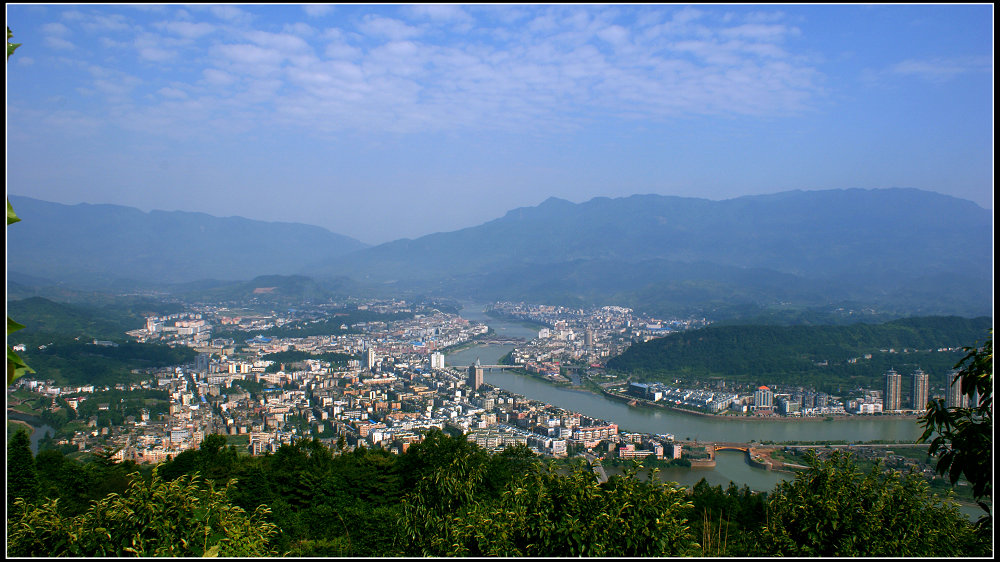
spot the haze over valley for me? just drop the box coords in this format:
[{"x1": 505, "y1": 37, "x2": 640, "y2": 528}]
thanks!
[{"x1": 8, "y1": 187, "x2": 993, "y2": 320}]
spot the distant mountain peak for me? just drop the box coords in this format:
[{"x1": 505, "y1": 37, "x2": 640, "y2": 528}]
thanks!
[
  {"x1": 539, "y1": 196, "x2": 573, "y2": 205},
  {"x1": 7, "y1": 195, "x2": 368, "y2": 287},
  {"x1": 315, "y1": 187, "x2": 991, "y2": 318}
]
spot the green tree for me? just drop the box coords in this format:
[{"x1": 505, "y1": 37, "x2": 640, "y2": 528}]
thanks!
[
  {"x1": 395, "y1": 428, "x2": 490, "y2": 490},
  {"x1": 751, "y1": 450, "x2": 988, "y2": 556},
  {"x1": 33, "y1": 448, "x2": 93, "y2": 517},
  {"x1": 400, "y1": 456, "x2": 697, "y2": 557},
  {"x1": 83, "y1": 447, "x2": 144, "y2": 502},
  {"x1": 687, "y1": 479, "x2": 767, "y2": 556},
  {"x1": 7, "y1": 470, "x2": 279, "y2": 557},
  {"x1": 919, "y1": 330, "x2": 992, "y2": 530},
  {"x1": 7, "y1": 428, "x2": 39, "y2": 510}
]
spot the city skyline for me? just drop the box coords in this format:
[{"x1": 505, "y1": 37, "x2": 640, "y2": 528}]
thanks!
[{"x1": 6, "y1": 4, "x2": 994, "y2": 244}]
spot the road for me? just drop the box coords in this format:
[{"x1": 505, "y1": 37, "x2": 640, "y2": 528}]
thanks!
[{"x1": 584, "y1": 452, "x2": 609, "y2": 484}]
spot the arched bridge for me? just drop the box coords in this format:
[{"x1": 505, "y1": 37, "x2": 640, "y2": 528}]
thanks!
[{"x1": 712, "y1": 443, "x2": 750, "y2": 452}]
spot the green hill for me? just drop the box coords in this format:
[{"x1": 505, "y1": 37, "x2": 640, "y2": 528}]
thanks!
[
  {"x1": 606, "y1": 316, "x2": 992, "y2": 392},
  {"x1": 7, "y1": 296, "x2": 194, "y2": 386},
  {"x1": 7, "y1": 296, "x2": 155, "y2": 342}
]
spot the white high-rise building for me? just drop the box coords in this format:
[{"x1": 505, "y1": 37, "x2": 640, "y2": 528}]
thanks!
[
  {"x1": 753, "y1": 386, "x2": 773, "y2": 411},
  {"x1": 429, "y1": 352, "x2": 446, "y2": 370}
]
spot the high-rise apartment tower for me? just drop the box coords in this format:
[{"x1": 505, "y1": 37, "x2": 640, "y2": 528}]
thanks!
[
  {"x1": 883, "y1": 368, "x2": 902, "y2": 411},
  {"x1": 945, "y1": 370, "x2": 969, "y2": 409},
  {"x1": 910, "y1": 369, "x2": 929, "y2": 410},
  {"x1": 468, "y1": 358, "x2": 484, "y2": 391}
]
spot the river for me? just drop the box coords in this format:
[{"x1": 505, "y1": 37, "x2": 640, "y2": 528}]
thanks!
[
  {"x1": 449, "y1": 304, "x2": 989, "y2": 519},
  {"x1": 447, "y1": 303, "x2": 926, "y2": 494},
  {"x1": 7, "y1": 412, "x2": 56, "y2": 454}
]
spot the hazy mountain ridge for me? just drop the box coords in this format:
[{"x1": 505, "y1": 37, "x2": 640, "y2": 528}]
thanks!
[
  {"x1": 321, "y1": 188, "x2": 991, "y2": 276},
  {"x1": 7, "y1": 195, "x2": 368, "y2": 287},
  {"x1": 6, "y1": 189, "x2": 992, "y2": 318},
  {"x1": 315, "y1": 188, "x2": 992, "y2": 316}
]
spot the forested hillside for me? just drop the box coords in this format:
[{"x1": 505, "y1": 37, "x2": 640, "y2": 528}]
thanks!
[
  {"x1": 6, "y1": 296, "x2": 181, "y2": 340},
  {"x1": 607, "y1": 316, "x2": 993, "y2": 391},
  {"x1": 7, "y1": 297, "x2": 194, "y2": 386}
]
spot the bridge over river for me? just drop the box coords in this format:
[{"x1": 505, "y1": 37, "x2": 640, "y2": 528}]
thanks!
[
  {"x1": 686, "y1": 442, "x2": 792, "y2": 471},
  {"x1": 475, "y1": 337, "x2": 527, "y2": 345}
]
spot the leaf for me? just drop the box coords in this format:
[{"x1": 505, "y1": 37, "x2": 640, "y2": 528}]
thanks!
[
  {"x1": 8, "y1": 344, "x2": 35, "y2": 386},
  {"x1": 203, "y1": 544, "x2": 221, "y2": 557},
  {"x1": 8, "y1": 315, "x2": 26, "y2": 334},
  {"x1": 7, "y1": 27, "x2": 21, "y2": 61},
  {"x1": 8, "y1": 198, "x2": 21, "y2": 225}
]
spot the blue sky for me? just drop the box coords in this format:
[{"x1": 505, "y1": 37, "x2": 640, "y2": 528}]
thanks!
[{"x1": 6, "y1": 4, "x2": 994, "y2": 244}]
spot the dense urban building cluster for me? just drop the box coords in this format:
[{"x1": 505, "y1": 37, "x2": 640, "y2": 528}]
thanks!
[
  {"x1": 488, "y1": 301, "x2": 709, "y2": 370},
  {"x1": 11, "y1": 298, "x2": 962, "y2": 467},
  {"x1": 621, "y1": 381, "x2": 848, "y2": 417},
  {"x1": 17, "y1": 351, "x2": 640, "y2": 462},
  {"x1": 14, "y1": 300, "x2": 667, "y2": 463}
]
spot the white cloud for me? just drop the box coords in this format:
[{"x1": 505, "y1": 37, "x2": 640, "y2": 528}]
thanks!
[
  {"x1": 302, "y1": 5, "x2": 334, "y2": 19},
  {"x1": 213, "y1": 43, "x2": 287, "y2": 73},
  {"x1": 26, "y1": 5, "x2": 824, "y2": 142},
  {"x1": 157, "y1": 86, "x2": 188, "y2": 99},
  {"x1": 673, "y1": 7, "x2": 705, "y2": 25},
  {"x1": 244, "y1": 30, "x2": 313, "y2": 55},
  {"x1": 890, "y1": 56, "x2": 991, "y2": 82},
  {"x1": 41, "y1": 21, "x2": 75, "y2": 49},
  {"x1": 135, "y1": 33, "x2": 177, "y2": 62},
  {"x1": 92, "y1": 74, "x2": 141, "y2": 100},
  {"x1": 720, "y1": 23, "x2": 797, "y2": 42},
  {"x1": 405, "y1": 4, "x2": 473, "y2": 24},
  {"x1": 202, "y1": 68, "x2": 236, "y2": 86},
  {"x1": 358, "y1": 15, "x2": 424, "y2": 41},
  {"x1": 80, "y1": 14, "x2": 133, "y2": 34},
  {"x1": 283, "y1": 22, "x2": 317, "y2": 37},
  {"x1": 597, "y1": 25, "x2": 629, "y2": 47},
  {"x1": 744, "y1": 11, "x2": 788, "y2": 24},
  {"x1": 40, "y1": 110, "x2": 103, "y2": 136},
  {"x1": 45, "y1": 36, "x2": 76, "y2": 50},
  {"x1": 41, "y1": 22, "x2": 71, "y2": 36},
  {"x1": 325, "y1": 40, "x2": 363, "y2": 60},
  {"x1": 60, "y1": 10, "x2": 85, "y2": 22},
  {"x1": 207, "y1": 5, "x2": 254, "y2": 25},
  {"x1": 155, "y1": 20, "x2": 216, "y2": 39},
  {"x1": 100, "y1": 37, "x2": 128, "y2": 49}
]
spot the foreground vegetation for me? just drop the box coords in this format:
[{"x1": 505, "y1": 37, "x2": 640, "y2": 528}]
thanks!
[{"x1": 7, "y1": 429, "x2": 990, "y2": 557}]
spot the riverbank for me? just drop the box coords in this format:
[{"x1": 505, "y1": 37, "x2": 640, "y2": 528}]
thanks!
[
  {"x1": 438, "y1": 334, "x2": 497, "y2": 356},
  {"x1": 7, "y1": 409, "x2": 46, "y2": 427},
  {"x1": 6, "y1": 410, "x2": 57, "y2": 454},
  {"x1": 506, "y1": 366, "x2": 920, "y2": 425},
  {"x1": 482, "y1": 309, "x2": 551, "y2": 332},
  {"x1": 8, "y1": 418, "x2": 35, "y2": 436},
  {"x1": 601, "y1": 388, "x2": 923, "y2": 423}
]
